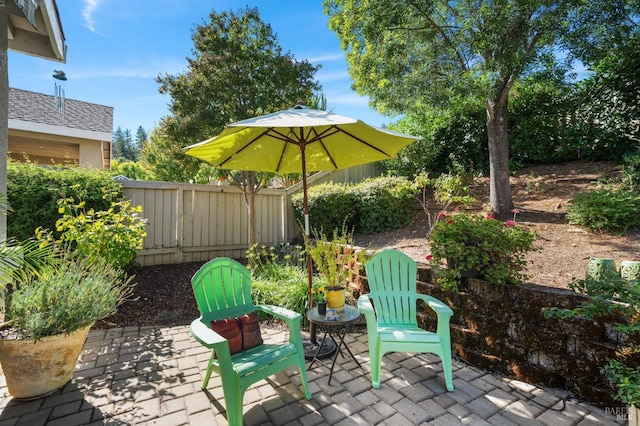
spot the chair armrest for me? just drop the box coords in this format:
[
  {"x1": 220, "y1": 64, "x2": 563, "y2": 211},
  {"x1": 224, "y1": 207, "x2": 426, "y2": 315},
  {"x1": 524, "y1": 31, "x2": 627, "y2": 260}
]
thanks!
[
  {"x1": 358, "y1": 294, "x2": 379, "y2": 338},
  {"x1": 190, "y1": 318, "x2": 234, "y2": 367},
  {"x1": 190, "y1": 317, "x2": 228, "y2": 348},
  {"x1": 257, "y1": 304, "x2": 301, "y2": 326},
  {"x1": 417, "y1": 294, "x2": 453, "y2": 318}
]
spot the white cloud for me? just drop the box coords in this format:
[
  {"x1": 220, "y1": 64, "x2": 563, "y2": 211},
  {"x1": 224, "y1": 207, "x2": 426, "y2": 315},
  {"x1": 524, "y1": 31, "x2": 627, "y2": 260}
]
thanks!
[
  {"x1": 307, "y1": 52, "x2": 345, "y2": 63},
  {"x1": 82, "y1": 0, "x2": 101, "y2": 32}
]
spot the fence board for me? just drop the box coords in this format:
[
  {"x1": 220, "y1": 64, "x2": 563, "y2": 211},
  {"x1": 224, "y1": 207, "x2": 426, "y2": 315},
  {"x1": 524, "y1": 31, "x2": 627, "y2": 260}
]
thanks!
[{"x1": 120, "y1": 163, "x2": 380, "y2": 266}]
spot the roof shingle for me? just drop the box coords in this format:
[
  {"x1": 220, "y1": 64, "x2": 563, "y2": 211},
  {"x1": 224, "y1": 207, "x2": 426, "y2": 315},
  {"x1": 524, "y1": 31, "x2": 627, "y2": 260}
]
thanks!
[{"x1": 9, "y1": 87, "x2": 113, "y2": 134}]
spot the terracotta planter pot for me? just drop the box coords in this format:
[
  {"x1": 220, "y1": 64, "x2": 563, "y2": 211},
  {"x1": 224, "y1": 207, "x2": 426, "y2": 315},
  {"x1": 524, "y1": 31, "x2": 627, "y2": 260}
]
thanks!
[{"x1": 0, "y1": 324, "x2": 92, "y2": 400}]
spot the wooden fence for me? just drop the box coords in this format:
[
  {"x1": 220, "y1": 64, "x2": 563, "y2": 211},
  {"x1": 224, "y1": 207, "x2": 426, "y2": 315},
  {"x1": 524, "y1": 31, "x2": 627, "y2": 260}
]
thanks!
[{"x1": 121, "y1": 163, "x2": 379, "y2": 266}]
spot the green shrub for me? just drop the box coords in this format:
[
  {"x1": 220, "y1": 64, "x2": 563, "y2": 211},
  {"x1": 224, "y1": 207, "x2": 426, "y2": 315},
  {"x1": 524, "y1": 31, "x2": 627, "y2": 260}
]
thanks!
[
  {"x1": 351, "y1": 176, "x2": 416, "y2": 234},
  {"x1": 566, "y1": 189, "x2": 640, "y2": 233},
  {"x1": 7, "y1": 161, "x2": 122, "y2": 240},
  {"x1": 291, "y1": 182, "x2": 355, "y2": 234},
  {"x1": 247, "y1": 244, "x2": 309, "y2": 322},
  {"x1": 37, "y1": 188, "x2": 148, "y2": 270},
  {"x1": 428, "y1": 212, "x2": 537, "y2": 290}
]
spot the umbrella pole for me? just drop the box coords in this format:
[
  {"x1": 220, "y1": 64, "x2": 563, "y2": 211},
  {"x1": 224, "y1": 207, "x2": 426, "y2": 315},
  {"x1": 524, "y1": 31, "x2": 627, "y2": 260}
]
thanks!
[{"x1": 301, "y1": 146, "x2": 317, "y2": 343}]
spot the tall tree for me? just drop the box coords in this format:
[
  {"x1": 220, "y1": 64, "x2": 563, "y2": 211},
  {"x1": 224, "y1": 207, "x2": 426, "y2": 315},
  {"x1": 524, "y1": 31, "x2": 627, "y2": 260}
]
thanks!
[
  {"x1": 324, "y1": 0, "x2": 638, "y2": 218},
  {"x1": 154, "y1": 7, "x2": 321, "y2": 244}
]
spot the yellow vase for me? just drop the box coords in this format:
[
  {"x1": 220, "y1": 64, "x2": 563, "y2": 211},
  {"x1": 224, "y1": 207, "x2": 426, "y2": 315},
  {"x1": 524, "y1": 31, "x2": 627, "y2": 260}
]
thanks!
[{"x1": 326, "y1": 289, "x2": 345, "y2": 309}]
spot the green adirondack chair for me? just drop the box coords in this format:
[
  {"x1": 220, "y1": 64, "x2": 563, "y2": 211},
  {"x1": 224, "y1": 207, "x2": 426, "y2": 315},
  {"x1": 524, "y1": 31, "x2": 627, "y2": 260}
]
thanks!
[
  {"x1": 190, "y1": 257, "x2": 311, "y2": 426},
  {"x1": 359, "y1": 249, "x2": 454, "y2": 391}
]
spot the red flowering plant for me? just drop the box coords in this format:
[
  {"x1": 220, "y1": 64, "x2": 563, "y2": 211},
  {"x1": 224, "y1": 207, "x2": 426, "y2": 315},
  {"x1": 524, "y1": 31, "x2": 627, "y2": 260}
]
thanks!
[{"x1": 427, "y1": 209, "x2": 537, "y2": 290}]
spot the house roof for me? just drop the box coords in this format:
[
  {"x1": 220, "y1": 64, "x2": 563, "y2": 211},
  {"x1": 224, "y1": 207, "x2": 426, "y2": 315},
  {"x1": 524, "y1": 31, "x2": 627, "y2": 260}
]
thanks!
[{"x1": 9, "y1": 87, "x2": 113, "y2": 139}]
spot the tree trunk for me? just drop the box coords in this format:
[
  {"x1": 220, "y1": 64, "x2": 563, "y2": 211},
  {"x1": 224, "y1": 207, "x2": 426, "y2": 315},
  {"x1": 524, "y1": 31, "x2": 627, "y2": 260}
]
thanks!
[{"x1": 486, "y1": 97, "x2": 514, "y2": 220}]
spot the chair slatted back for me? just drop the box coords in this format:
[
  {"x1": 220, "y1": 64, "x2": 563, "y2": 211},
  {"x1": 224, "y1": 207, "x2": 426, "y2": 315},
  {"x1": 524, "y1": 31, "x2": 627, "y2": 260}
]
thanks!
[
  {"x1": 365, "y1": 250, "x2": 418, "y2": 326},
  {"x1": 191, "y1": 257, "x2": 256, "y2": 322}
]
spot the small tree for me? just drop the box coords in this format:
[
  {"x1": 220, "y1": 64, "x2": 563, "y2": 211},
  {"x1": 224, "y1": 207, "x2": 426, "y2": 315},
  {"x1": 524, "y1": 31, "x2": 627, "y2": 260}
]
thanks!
[{"x1": 154, "y1": 7, "x2": 321, "y2": 244}]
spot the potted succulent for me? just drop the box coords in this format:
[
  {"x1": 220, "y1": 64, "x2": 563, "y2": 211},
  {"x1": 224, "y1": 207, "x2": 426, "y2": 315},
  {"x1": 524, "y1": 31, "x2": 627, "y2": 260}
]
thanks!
[
  {"x1": 0, "y1": 247, "x2": 134, "y2": 399},
  {"x1": 427, "y1": 210, "x2": 537, "y2": 290},
  {"x1": 307, "y1": 227, "x2": 366, "y2": 309}
]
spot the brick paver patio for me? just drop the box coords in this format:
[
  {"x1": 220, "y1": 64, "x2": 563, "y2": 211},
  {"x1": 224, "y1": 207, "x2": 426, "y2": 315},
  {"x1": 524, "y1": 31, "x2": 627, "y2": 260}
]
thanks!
[{"x1": 0, "y1": 324, "x2": 626, "y2": 425}]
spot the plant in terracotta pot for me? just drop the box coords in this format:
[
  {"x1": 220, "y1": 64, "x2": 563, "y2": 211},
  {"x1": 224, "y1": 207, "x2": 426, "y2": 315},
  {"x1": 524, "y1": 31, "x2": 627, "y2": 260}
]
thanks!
[
  {"x1": 307, "y1": 227, "x2": 366, "y2": 309},
  {"x1": 427, "y1": 210, "x2": 537, "y2": 290},
  {"x1": 0, "y1": 192, "x2": 144, "y2": 400},
  {"x1": 0, "y1": 247, "x2": 135, "y2": 399}
]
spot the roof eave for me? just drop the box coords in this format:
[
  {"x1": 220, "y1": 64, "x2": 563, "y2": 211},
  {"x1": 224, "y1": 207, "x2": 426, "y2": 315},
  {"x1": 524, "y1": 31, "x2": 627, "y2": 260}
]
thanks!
[{"x1": 6, "y1": 0, "x2": 66, "y2": 62}]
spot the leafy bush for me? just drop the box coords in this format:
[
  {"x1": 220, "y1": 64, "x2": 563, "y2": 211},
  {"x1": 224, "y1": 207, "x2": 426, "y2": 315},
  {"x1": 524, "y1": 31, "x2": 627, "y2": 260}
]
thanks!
[
  {"x1": 380, "y1": 101, "x2": 488, "y2": 178},
  {"x1": 37, "y1": 189, "x2": 148, "y2": 270},
  {"x1": 566, "y1": 189, "x2": 640, "y2": 233},
  {"x1": 291, "y1": 182, "x2": 355, "y2": 234},
  {"x1": 428, "y1": 212, "x2": 537, "y2": 290},
  {"x1": 351, "y1": 176, "x2": 416, "y2": 234},
  {"x1": 7, "y1": 161, "x2": 122, "y2": 240}
]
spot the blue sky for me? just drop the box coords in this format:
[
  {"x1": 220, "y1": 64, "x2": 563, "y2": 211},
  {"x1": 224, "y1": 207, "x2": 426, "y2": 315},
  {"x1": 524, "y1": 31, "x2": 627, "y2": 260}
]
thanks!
[{"x1": 8, "y1": 0, "x2": 394, "y2": 137}]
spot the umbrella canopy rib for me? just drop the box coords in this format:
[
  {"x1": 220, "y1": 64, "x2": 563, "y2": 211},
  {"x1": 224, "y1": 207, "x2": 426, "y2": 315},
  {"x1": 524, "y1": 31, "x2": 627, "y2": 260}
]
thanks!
[
  {"x1": 336, "y1": 127, "x2": 393, "y2": 157},
  {"x1": 218, "y1": 128, "x2": 272, "y2": 168}
]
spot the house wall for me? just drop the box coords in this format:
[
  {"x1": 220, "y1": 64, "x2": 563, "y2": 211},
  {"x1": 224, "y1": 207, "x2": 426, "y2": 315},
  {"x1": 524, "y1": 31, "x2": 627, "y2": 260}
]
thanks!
[{"x1": 8, "y1": 128, "x2": 110, "y2": 169}]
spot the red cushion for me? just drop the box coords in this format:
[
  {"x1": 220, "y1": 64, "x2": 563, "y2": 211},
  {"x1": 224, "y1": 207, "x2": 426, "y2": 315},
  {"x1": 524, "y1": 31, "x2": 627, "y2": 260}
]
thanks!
[{"x1": 210, "y1": 311, "x2": 263, "y2": 355}]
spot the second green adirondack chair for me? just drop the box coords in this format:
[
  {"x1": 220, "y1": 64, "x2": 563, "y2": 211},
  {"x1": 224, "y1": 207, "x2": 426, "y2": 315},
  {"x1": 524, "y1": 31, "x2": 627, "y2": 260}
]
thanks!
[
  {"x1": 190, "y1": 257, "x2": 311, "y2": 426},
  {"x1": 359, "y1": 249, "x2": 455, "y2": 391}
]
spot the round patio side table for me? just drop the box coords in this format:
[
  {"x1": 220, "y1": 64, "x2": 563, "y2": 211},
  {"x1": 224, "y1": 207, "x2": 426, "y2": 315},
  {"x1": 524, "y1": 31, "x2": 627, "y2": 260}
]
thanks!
[{"x1": 306, "y1": 305, "x2": 363, "y2": 385}]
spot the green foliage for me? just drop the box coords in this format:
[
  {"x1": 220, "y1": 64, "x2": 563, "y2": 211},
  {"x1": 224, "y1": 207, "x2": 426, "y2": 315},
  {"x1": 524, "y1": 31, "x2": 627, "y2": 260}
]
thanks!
[
  {"x1": 508, "y1": 69, "x2": 580, "y2": 165},
  {"x1": 307, "y1": 226, "x2": 365, "y2": 290},
  {"x1": 543, "y1": 273, "x2": 640, "y2": 407},
  {"x1": 291, "y1": 177, "x2": 417, "y2": 235},
  {"x1": 622, "y1": 153, "x2": 640, "y2": 192},
  {"x1": 324, "y1": 0, "x2": 637, "y2": 217},
  {"x1": 416, "y1": 172, "x2": 475, "y2": 234},
  {"x1": 6, "y1": 254, "x2": 135, "y2": 341},
  {"x1": 351, "y1": 176, "x2": 416, "y2": 234},
  {"x1": 381, "y1": 100, "x2": 488, "y2": 178},
  {"x1": 6, "y1": 161, "x2": 122, "y2": 240},
  {"x1": 140, "y1": 121, "x2": 209, "y2": 183},
  {"x1": 291, "y1": 182, "x2": 355, "y2": 233},
  {"x1": 109, "y1": 159, "x2": 154, "y2": 181},
  {"x1": 566, "y1": 190, "x2": 640, "y2": 233},
  {"x1": 112, "y1": 127, "x2": 140, "y2": 161},
  {"x1": 37, "y1": 189, "x2": 148, "y2": 270},
  {"x1": 428, "y1": 212, "x2": 537, "y2": 290},
  {"x1": 246, "y1": 244, "x2": 309, "y2": 321}
]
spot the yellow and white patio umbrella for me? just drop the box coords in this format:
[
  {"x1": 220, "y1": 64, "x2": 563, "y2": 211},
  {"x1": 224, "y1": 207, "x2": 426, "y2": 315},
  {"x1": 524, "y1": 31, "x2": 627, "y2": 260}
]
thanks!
[{"x1": 184, "y1": 105, "x2": 419, "y2": 306}]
